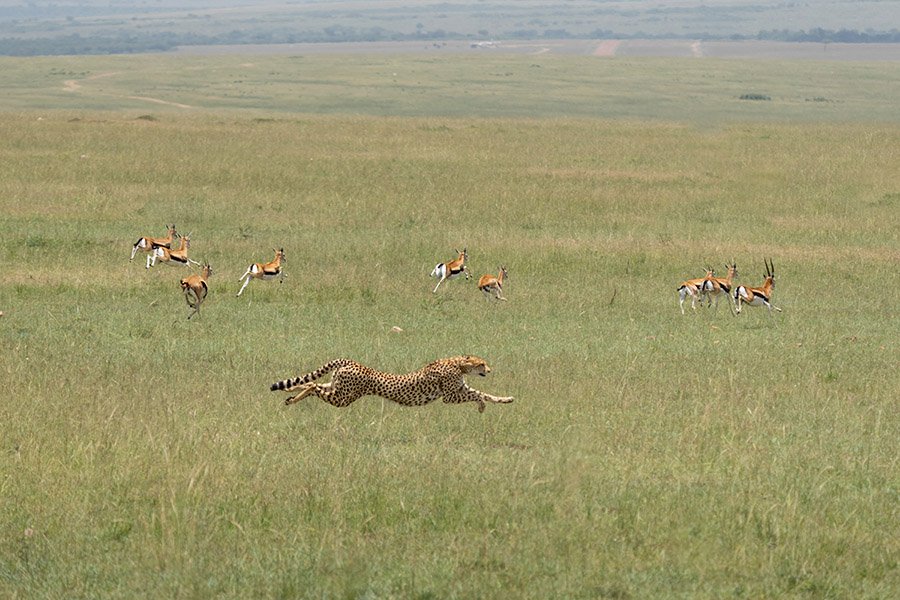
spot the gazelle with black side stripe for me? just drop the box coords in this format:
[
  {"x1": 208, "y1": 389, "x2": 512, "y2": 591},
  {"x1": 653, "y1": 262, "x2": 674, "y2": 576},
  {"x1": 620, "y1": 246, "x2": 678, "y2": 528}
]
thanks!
[
  {"x1": 677, "y1": 267, "x2": 715, "y2": 315},
  {"x1": 131, "y1": 224, "x2": 176, "y2": 262},
  {"x1": 734, "y1": 259, "x2": 781, "y2": 315},
  {"x1": 701, "y1": 261, "x2": 739, "y2": 313},
  {"x1": 431, "y1": 248, "x2": 470, "y2": 293},
  {"x1": 237, "y1": 248, "x2": 285, "y2": 297},
  {"x1": 147, "y1": 233, "x2": 200, "y2": 269}
]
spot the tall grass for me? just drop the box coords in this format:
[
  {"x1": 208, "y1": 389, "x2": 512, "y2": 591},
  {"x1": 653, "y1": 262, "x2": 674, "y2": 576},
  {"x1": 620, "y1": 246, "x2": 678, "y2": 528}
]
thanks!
[{"x1": 0, "y1": 111, "x2": 897, "y2": 598}]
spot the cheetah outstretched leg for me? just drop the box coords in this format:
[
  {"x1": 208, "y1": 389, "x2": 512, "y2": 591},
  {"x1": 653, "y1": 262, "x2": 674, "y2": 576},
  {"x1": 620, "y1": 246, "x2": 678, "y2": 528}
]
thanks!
[
  {"x1": 284, "y1": 382, "x2": 326, "y2": 405},
  {"x1": 443, "y1": 383, "x2": 514, "y2": 413},
  {"x1": 284, "y1": 382, "x2": 365, "y2": 408}
]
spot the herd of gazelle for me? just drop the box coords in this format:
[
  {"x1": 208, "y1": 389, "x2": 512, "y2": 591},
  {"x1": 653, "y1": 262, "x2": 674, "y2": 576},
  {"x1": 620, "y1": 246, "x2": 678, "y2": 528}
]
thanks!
[
  {"x1": 130, "y1": 224, "x2": 287, "y2": 318},
  {"x1": 132, "y1": 226, "x2": 781, "y2": 319},
  {"x1": 677, "y1": 259, "x2": 781, "y2": 316},
  {"x1": 131, "y1": 229, "x2": 509, "y2": 319},
  {"x1": 430, "y1": 248, "x2": 509, "y2": 301}
]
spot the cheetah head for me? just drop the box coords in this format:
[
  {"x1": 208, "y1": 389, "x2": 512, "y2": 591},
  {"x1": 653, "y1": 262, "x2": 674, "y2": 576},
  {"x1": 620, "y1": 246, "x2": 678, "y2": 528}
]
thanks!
[{"x1": 459, "y1": 355, "x2": 491, "y2": 377}]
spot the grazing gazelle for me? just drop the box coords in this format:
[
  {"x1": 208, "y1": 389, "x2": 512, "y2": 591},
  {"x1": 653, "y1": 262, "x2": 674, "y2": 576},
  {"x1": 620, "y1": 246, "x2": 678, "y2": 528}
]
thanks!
[
  {"x1": 237, "y1": 248, "x2": 286, "y2": 297},
  {"x1": 701, "y1": 261, "x2": 739, "y2": 313},
  {"x1": 734, "y1": 259, "x2": 782, "y2": 316},
  {"x1": 147, "y1": 233, "x2": 200, "y2": 269},
  {"x1": 677, "y1": 267, "x2": 715, "y2": 315},
  {"x1": 431, "y1": 248, "x2": 470, "y2": 293},
  {"x1": 180, "y1": 263, "x2": 212, "y2": 320},
  {"x1": 478, "y1": 266, "x2": 509, "y2": 301},
  {"x1": 130, "y1": 224, "x2": 176, "y2": 261}
]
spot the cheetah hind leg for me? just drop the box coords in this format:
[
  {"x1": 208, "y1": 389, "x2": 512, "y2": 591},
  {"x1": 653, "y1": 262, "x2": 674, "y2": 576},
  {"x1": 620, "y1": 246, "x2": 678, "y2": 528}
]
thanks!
[{"x1": 285, "y1": 382, "x2": 331, "y2": 406}]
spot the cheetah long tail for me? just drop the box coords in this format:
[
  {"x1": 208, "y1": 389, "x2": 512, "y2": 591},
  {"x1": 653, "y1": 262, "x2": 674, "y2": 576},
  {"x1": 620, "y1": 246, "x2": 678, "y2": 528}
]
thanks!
[{"x1": 270, "y1": 359, "x2": 353, "y2": 392}]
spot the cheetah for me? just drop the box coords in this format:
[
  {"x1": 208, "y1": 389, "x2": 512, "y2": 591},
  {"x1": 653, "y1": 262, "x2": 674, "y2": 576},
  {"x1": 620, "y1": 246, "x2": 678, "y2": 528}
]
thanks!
[{"x1": 270, "y1": 355, "x2": 513, "y2": 413}]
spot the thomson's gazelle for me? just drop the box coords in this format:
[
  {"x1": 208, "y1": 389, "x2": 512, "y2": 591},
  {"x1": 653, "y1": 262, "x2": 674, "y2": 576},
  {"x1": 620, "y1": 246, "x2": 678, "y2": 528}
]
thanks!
[
  {"x1": 237, "y1": 248, "x2": 285, "y2": 297},
  {"x1": 734, "y1": 259, "x2": 781, "y2": 316},
  {"x1": 431, "y1": 248, "x2": 470, "y2": 293},
  {"x1": 131, "y1": 224, "x2": 176, "y2": 261}
]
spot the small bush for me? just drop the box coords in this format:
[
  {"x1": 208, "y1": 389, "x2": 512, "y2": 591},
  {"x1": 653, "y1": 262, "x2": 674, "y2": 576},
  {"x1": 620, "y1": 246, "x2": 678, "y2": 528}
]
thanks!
[{"x1": 739, "y1": 93, "x2": 771, "y2": 101}]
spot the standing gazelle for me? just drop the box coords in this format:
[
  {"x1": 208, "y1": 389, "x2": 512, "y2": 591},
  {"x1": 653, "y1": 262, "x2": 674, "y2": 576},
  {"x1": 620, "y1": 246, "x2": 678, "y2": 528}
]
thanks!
[
  {"x1": 431, "y1": 248, "x2": 470, "y2": 293},
  {"x1": 237, "y1": 248, "x2": 286, "y2": 297},
  {"x1": 147, "y1": 233, "x2": 200, "y2": 269},
  {"x1": 131, "y1": 224, "x2": 176, "y2": 261},
  {"x1": 677, "y1": 267, "x2": 715, "y2": 315},
  {"x1": 180, "y1": 263, "x2": 212, "y2": 320},
  {"x1": 734, "y1": 259, "x2": 782, "y2": 316},
  {"x1": 478, "y1": 266, "x2": 509, "y2": 301},
  {"x1": 701, "y1": 261, "x2": 739, "y2": 313}
]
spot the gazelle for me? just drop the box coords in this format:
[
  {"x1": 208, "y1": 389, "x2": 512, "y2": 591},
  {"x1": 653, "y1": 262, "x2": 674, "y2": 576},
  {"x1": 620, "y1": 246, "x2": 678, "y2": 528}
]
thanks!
[
  {"x1": 677, "y1": 267, "x2": 715, "y2": 315},
  {"x1": 431, "y1": 248, "x2": 470, "y2": 293},
  {"x1": 130, "y1": 224, "x2": 176, "y2": 261},
  {"x1": 237, "y1": 248, "x2": 285, "y2": 297},
  {"x1": 180, "y1": 263, "x2": 212, "y2": 320},
  {"x1": 478, "y1": 266, "x2": 509, "y2": 301},
  {"x1": 147, "y1": 233, "x2": 200, "y2": 269},
  {"x1": 701, "y1": 261, "x2": 739, "y2": 312},
  {"x1": 734, "y1": 259, "x2": 782, "y2": 316}
]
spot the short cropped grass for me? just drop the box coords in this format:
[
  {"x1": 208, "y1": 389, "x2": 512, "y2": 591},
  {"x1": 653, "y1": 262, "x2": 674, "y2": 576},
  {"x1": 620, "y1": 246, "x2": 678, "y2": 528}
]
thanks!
[{"x1": 0, "y1": 109, "x2": 898, "y2": 598}]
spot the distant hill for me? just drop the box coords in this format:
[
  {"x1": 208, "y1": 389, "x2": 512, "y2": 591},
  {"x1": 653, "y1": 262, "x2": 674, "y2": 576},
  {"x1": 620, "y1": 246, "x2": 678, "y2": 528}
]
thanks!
[{"x1": 1, "y1": 0, "x2": 898, "y2": 56}]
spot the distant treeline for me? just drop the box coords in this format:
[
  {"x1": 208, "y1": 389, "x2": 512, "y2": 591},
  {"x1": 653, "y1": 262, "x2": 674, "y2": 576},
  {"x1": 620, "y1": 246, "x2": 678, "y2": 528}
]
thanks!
[
  {"x1": 1, "y1": 27, "x2": 898, "y2": 56},
  {"x1": 755, "y1": 28, "x2": 900, "y2": 43}
]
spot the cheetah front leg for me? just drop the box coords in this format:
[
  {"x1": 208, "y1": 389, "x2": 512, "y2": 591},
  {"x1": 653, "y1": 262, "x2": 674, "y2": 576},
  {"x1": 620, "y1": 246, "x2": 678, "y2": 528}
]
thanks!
[{"x1": 442, "y1": 383, "x2": 514, "y2": 413}]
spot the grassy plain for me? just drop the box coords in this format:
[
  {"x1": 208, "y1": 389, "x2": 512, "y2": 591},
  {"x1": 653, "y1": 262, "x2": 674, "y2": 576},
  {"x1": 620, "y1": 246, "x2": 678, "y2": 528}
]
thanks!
[
  {"x1": 0, "y1": 54, "x2": 898, "y2": 598},
  {"x1": 2, "y1": 52, "x2": 900, "y2": 122}
]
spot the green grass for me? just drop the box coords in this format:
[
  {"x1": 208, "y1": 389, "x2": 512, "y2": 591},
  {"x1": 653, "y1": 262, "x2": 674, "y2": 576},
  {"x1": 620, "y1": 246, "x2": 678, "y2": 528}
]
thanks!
[
  {"x1": 2, "y1": 53, "x2": 900, "y2": 123},
  {"x1": 0, "y1": 59, "x2": 898, "y2": 598}
]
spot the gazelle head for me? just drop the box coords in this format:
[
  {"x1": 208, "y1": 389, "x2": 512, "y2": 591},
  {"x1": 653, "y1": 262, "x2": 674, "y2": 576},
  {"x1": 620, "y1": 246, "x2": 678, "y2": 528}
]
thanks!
[
  {"x1": 499, "y1": 265, "x2": 508, "y2": 282},
  {"x1": 274, "y1": 247, "x2": 286, "y2": 262},
  {"x1": 455, "y1": 247, "x2": 468, "y2": 262},
  {"x1": 764, "y1": 258, "x2": 775, "y2": 284},
  {"x1": 202, "y1": 262, "x2": 213, "y2": 278}
]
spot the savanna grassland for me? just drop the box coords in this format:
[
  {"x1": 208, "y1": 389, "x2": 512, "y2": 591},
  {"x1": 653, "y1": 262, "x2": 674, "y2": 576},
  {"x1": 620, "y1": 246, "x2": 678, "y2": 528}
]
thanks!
[{"x1": 0, "y1": 52, "x2": 898, "y2": 598}]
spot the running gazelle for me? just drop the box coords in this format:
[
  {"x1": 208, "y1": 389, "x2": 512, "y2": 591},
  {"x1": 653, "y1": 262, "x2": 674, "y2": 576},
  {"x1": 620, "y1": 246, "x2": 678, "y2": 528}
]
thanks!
[
  {"x1": 147, "y1": 233, "x2": 200, "y2": 269},
  {"x1": 478, "y1": 266, "x2": 509, "y2": 301},
  {"x1": 734, "y1": 259, "x2": 782, "y2": 316},
  {"x1": 701, "y1": 261, "x2": 739, "y2": 312},
  {"x1": 237, "y1": 248, "x2": 286, "y2": 296},
  {"x1": 431, "y1": 248, "x2": 470, "y2": 293},
  {"x1": 131, "y1": 224, "x2": 176, "y2": 261},
  {"x1": 677, "y1": 267, "x2": 715, "y2": 315},
  {"x1": 180, "y1": 263, "x2": 213, "y2": 320}
]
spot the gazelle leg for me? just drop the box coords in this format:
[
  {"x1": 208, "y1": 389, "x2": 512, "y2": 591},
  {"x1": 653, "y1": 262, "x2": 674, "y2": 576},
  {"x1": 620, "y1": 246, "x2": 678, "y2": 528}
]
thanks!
[
  {"x1": 237, "y1": 276, "x2": 251, "y2": 297},
  {"x1": 433, "y1": 275, "x2": 447, "y2": 293}
]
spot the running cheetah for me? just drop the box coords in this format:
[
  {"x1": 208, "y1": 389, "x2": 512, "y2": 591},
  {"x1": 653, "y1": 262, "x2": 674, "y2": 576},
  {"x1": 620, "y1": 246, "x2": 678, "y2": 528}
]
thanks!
[{"x1": 270, "y1": 355, "x2": 513, "y2": 412}]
